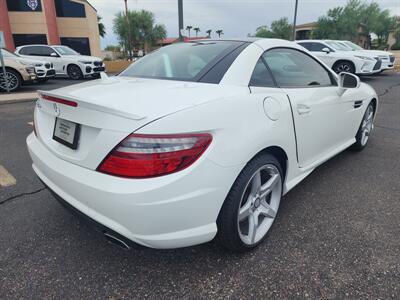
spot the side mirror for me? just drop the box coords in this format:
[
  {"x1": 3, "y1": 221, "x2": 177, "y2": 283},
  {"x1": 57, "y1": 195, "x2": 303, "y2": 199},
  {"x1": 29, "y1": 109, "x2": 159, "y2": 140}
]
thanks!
[
  {"x1": 338, "y1": 72, "x2": 360, "y2": 96},
  {"x1": 50, "y1": 52, "x2": 58, "y2": 57},
  {"x1": 322, "y1": 47, "x2": 331, "y2": 54}
]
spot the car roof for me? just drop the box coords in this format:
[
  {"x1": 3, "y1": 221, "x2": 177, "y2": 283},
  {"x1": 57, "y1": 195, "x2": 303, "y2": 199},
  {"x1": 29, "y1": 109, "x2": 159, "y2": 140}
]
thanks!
[{"x1": 193, "y1": 38, "x2": 303, "y2": 51}]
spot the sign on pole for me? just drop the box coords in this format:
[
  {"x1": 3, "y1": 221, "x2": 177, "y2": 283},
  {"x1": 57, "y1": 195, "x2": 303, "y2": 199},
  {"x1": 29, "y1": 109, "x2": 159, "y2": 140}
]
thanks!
[
  {"x1": 0, "y1": 31, "x2": 10, "y2": 92},
  {"x1": 0, "y1": 32, "x2": 5, "y2": 48}
]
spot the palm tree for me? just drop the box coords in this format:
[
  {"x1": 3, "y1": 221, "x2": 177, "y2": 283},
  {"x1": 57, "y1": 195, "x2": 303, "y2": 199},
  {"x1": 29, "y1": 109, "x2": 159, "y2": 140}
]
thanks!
[
  {"x1": 206, "y1": 29, "x2": 212, "y2": 37},
  {"x1": 216, "y1": 29, "x2": 224, "y2": 38},
  {"x1": 98, "y1": 16, "x2": 106, "y2": 38},
  {"x1": 193, "y1": 27, "x2": 200, "y2": 37},
  {"x1": 186, "y1": 25, "x2": 193, "y2": 38}
]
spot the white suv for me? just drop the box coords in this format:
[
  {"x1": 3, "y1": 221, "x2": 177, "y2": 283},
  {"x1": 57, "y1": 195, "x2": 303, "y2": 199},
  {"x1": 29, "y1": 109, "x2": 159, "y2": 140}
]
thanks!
[
  {"x1": 337, "y1": 40, "x2": 395, "y2": 72},
  {"x1": 296, "y1": 40, "x2": 382, "y2": 75},
  {"x1": 15, "y1": 45, "x2": 105, "y2": 80}
]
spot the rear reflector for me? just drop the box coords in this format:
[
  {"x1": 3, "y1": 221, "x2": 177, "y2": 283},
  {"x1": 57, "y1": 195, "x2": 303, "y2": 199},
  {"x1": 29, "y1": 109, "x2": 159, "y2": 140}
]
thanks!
[
  {"x1": 98, "y1": 133, "x2": 212, "y2": 178},
  {"x1": 40, "y1": 94, "x2": 78, "y2": 107}
]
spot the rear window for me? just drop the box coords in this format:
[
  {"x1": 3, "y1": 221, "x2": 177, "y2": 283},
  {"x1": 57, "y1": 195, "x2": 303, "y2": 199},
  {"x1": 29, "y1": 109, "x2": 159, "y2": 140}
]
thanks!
[{"x1": 120, "y1": 41, "x2": 243, "y2": 81}]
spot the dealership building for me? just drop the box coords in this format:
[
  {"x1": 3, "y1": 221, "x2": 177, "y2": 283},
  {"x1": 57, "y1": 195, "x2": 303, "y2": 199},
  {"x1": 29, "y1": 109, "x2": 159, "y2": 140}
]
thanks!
[{"x1": 0, "y1": 0, "x2": 101, "y2": 56}]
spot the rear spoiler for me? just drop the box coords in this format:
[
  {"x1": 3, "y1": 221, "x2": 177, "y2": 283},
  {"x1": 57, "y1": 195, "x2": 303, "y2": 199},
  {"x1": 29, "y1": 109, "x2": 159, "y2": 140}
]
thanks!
[{"x1": 37, "y1": 90, "x2": 147, "y2": 121}]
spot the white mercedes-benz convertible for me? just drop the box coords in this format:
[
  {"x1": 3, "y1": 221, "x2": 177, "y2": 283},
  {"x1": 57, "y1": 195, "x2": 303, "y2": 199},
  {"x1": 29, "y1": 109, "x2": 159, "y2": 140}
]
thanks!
[{"x1": 27, "y1": 38, "x2": 378, "y2": 252}]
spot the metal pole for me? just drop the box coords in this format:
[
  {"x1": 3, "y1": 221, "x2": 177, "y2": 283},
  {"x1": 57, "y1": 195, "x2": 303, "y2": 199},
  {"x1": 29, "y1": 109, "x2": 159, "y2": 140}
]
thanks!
[
  {"x1": 292, "y1": 0, "x2": 299, "y2": 41},
  {"x1": 0, "y1": 49, "x2": 10, "y2": 93},
  {"x1": 124, "y1": 0, "x2": 132, "y2": 60},
  {"x1": 178, "y1": 0, "x2": 184, "y2": 42}
]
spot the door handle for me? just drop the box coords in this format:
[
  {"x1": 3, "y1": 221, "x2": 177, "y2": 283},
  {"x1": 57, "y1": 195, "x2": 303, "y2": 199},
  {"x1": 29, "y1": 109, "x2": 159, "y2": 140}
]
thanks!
[{"x1": 297, "y1": 104, "x2": 311, "y2": 115}]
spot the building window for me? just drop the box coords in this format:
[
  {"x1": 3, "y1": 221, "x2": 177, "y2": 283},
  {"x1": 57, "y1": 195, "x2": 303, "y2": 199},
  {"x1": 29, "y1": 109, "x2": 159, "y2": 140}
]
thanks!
[
  {"x1": 55, "y1": 0, "x2": 86, "y2": 18},
  {"x1": 60, "y1": 37, "x2": 91, "y2": 55},
  {"x1": 13, "y1": 34, "x2": 48, "y2": 47},
  {"x1": 6, "y1": 0, "x2": 42, "y2": 12}
]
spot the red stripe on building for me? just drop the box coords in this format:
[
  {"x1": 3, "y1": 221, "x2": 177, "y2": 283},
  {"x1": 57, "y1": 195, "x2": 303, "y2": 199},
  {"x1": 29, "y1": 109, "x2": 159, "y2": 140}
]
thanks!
[
  {"x1": 0, "y1": 0, "x2": 15, "y2": 50},
  {"x1": 43, "y1": 0, "x2": 60, "y2": 45}
]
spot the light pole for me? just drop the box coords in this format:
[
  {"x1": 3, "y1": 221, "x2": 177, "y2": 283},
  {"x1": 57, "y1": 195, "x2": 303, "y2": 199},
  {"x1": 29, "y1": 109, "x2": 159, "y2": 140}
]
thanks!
[
  {"x1": 292, "y1": 0, "x2": 299, "y2": 41},
  {"x1": 124, "y1": 0, "x2": 132, "y2": 59},
  {"x1": 178, "y1": 0, "x2": 184, "y2": 42}
]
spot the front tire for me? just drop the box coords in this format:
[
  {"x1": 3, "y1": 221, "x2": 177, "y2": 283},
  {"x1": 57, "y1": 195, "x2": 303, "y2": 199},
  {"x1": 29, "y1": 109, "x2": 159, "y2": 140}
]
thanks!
[
  {"x1": 333, "y1": 61, "x2": 355, "y2": 74},
  {"x1": 0, "y1": 69, "x2": 22, "y2": 92},
  {"x1": 217, "y1": 153, "x2": 283, "y2": 252},
  {"x1": 351, "y1": 102, "x2": 375, "y2": 151},
  {"x1": 67, "y1": 64, "x2": 83, "y2": 80}
]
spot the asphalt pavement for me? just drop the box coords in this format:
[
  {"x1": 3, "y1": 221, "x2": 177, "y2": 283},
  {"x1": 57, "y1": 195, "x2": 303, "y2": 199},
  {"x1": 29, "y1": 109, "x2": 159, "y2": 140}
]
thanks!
[{"x1": 0, "y1": 72, "x2": 399, "y2": 299}]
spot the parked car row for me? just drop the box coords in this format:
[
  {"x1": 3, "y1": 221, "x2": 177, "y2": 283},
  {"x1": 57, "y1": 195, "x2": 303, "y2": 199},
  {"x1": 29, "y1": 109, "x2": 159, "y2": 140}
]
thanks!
[
  {"x1": 0, "y1": 45, "x2": 105, "y2": 92},
  {"x1": 296, "y1": 39, "x2": 395, "y2": 75}
]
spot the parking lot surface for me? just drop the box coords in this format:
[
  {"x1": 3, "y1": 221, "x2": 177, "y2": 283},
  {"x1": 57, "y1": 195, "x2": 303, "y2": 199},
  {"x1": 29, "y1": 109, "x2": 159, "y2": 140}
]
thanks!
[{"x1": 0, "y1": 72, "x2": 399, "y2": 299}]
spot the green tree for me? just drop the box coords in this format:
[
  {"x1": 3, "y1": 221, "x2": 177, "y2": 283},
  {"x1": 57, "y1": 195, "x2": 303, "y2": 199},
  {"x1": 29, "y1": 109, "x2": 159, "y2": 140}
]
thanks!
[
  {"x1": 98, "y1": 16, "x2": 106, "y2": 38},
  {"x1": 104, "y1": 45, "x2": 120, "y2": 52},
  {"x1": 186, "y1": 25, "x2": 193, "y2": 37},
  {"x1": 113, "y1": 10, "x2": 166, "y2": 58},
  {"x1": 216, "y1": 29, "x2": 224, "y2": 38},
  {"x1": 313, "y1": 0, "x2": 395, "y2": 47},
  {"x1": 254, "y1": 26, "x2": 275, "y2": 38},
  {"x1": 270, "y1": 17, "x2": 293, "y2": 39},
  {"x1": 254, "y1": 17, "x2": 292, "y2": 40},
  {"x1": 206, "y1": 29, "x2": 212, "y2": 37},
  {"x1": 193, "y1": 27, "x2": 200, "y2": 37}
]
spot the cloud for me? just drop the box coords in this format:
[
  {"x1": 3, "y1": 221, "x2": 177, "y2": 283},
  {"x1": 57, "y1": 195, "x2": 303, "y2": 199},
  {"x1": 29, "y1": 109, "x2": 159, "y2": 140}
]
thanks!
[{"x1": 90, "y1": 0, "x2": 400, "y2": 48}]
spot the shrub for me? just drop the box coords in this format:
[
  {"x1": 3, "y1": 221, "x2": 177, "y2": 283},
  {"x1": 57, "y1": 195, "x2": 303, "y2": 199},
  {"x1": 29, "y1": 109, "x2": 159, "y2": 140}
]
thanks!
[{"x1": 391, "y1": 43, "x2": 400, "y2": 50}]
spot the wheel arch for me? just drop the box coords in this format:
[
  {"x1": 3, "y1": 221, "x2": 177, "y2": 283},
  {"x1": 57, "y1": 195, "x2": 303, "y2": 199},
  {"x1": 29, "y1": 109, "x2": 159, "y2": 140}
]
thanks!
[
  {"x1": 67, "y1": 63, "x2": 83, "y2": 71},
  {"x1": 3, "y1": 66, "x2": 23, "y2": 79},
  {"x1": 251, "y1": 146, "x2": 288, "y2": 181}
]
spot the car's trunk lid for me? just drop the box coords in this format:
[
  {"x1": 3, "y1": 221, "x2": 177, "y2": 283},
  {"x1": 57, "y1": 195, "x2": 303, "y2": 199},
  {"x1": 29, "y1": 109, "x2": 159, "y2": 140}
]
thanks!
[{"x1": 34, "y1": 77, "x2": 245, "y2": 170}]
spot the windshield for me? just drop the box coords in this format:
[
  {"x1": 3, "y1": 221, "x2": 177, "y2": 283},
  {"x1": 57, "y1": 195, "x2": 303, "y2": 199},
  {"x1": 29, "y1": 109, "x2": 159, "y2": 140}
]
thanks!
[
  {"x1": 343, "y1": 41, "x2": 363, "y2": 51},
  {"x1": 325, "y1": 41, "x2": 351, "y2": 51},
  {"x1": 120, "y1": 41, "x2": 241, "y2": 81},
  {"x1": 1, "y1": 48, "x2": 18, "y2": 57},
  {"x1": 53, "y1": 46, "x2": 79, "y2": 55}
]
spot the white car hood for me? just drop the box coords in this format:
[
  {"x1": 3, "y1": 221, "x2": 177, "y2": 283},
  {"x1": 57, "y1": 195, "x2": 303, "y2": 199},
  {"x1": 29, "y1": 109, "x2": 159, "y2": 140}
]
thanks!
[
  {"x1": 361, "y1": 50, "x2": 393, "y2": 57},
  {"x1": 45, "y1": 76, "x2": 246, "y2": 121}
]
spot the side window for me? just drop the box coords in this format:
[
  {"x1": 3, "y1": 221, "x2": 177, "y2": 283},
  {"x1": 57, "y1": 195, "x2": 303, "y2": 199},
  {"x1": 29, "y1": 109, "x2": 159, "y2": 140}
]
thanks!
[
  {"x1": 312, "y1": 43, "x2": 329, "y2": 52},
  {"x1": 40, "y1": 46, "x2": 57, "y2": 56},
  {"x1": 249, "y1": 58, "x2": 276, "y2": 87},
  {"x1": 263, "y1": 48, "x2": 335, "y2": 88},
  {"x1": 19, "y1": 47, "x2": 33, "y2": 55},
  {"x1": 298, "y1": 42, "x2": 313, "y2": 51},
  {"x1": 23, "y1": 46, "x2": 43, "y2": 56}
]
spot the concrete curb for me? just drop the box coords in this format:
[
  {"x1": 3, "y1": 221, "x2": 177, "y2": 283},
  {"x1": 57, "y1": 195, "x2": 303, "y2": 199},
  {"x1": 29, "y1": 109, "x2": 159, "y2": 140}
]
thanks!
[
  {"x1": 0, "y1": 97, "x2": 36, "y2": 105},
  {"x1": 0, "y1": 92, "x2": 38, "y2": 105}
]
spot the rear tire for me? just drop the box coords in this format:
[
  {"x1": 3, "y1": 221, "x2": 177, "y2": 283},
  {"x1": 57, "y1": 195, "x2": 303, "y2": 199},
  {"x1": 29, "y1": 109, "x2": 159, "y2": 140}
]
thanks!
[
  {"x1": 351, "y1": 102, "x2": 375, "y2": 151},
  {"x1": 0, "y1": 69, "x2": 22, "y2": 92},
  {"x1": 217, "y1": 153, "x2": 283, "y2": 252},
  {"x1": 67, "y1": 64, "x2": 83, "y2": 80},
  {"x1": 333, "y1": 61, "x2": 355, "y2": 74}
]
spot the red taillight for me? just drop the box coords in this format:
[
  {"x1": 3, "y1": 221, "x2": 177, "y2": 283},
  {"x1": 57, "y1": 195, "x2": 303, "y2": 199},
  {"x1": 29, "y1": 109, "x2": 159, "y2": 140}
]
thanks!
[
  {"x1": 41, "y1": 94, "x2": 78, "y2": 107},
  {"x1": 98, "y1": 133, "x2": 212, "y2": 178}
]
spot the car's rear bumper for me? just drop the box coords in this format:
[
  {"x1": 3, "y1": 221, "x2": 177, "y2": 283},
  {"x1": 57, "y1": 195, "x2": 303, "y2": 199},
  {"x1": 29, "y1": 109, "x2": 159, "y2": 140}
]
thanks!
[{"x1": 27, "y1": 133, "x2": 240, "y2": 249}]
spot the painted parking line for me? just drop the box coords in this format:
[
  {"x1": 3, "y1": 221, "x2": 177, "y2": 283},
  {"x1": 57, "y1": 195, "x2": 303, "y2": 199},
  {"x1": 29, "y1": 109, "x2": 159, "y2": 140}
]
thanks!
[
  {"x1": 28, "y1": 122, "x2": 33, "y2": 126},
  {"x1": 0, "y1": 165, "x2": 17, "y2": 187}
]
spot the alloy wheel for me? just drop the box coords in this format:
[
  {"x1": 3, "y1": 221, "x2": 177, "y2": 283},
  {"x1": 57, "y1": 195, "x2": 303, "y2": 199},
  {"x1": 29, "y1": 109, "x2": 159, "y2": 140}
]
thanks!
[
  {"x1": 336, "y1": 63, "x2": 351, "y2": 73},
  {"x1": 0, "y1": 71, "x2": 19, "y2": 91},
  {"x1": 237, "y1": 164, "x2": 282, "y2": 245},
  {"x1": 361, "y1": 105, "x2": 374, "y2": 146},
  {"x1": 68, "y1": 65, "x2": 83, "y2": 80}
]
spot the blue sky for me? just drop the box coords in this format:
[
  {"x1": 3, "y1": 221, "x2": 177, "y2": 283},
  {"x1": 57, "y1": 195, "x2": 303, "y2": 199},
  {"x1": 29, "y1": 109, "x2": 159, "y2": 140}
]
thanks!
[{"x1": 89, "y1": 0, "x2": 400, "y2": 49}]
